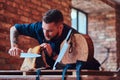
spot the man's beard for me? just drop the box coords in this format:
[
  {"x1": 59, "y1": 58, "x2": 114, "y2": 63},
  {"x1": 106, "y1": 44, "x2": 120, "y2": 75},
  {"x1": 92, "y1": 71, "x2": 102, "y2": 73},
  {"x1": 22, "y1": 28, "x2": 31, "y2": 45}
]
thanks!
[
  {"x1": 51, "y1": 33, "x2": 59, "y2": 41},
  {"x1": 45, "y1": 32, "x2": 59, "y2": 42}
]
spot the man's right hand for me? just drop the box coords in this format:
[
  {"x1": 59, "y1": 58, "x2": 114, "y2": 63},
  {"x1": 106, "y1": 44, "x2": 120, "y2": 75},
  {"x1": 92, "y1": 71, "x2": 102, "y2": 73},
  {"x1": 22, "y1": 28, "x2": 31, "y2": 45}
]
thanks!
[{"x1": 8, "y1": 47, "x2": 23, "y2": 58}]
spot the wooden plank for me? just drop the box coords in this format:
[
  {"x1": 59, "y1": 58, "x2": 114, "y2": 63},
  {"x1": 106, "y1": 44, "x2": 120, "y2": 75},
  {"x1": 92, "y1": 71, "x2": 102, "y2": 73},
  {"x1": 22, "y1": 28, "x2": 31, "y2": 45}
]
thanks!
[
  {"x1": 0, "y1": 70, "x2": 118, "y2": 76},
  {"x1": 0, "y1": 70, "x2": 119, "y2": 80},
  {"x1": 0, "y1": 75, "x2": 119, "y2": 80}
]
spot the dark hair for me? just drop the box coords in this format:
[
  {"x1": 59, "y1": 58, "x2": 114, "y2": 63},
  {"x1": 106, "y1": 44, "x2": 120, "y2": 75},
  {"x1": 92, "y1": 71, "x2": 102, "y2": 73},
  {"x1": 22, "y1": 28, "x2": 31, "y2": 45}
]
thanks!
[{"x1": 42, "y1": 9, "x2": 63, "y2": 23}]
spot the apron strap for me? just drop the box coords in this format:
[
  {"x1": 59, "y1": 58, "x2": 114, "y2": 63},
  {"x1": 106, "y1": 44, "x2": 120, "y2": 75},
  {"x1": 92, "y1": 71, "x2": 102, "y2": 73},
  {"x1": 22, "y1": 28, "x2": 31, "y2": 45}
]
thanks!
[
  {"x1": 76, "y1": 61, "x2": 82, "y2": 80},
  {"x1": 62, "y1": 64, "x2": 71, "y2": 80},
  {"x1": 62, "y1": 61, "x2": 83, "y2": 80},
  {"x1": 36, "y1": 69, "x2": 41, "y2": 80}
]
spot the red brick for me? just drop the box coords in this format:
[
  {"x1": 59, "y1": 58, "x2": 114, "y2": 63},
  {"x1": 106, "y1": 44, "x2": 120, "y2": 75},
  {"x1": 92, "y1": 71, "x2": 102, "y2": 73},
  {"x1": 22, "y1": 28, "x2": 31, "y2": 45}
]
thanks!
[
  {"x1": 26, "y1": 2, "x2": 37, "y2": 9},
  {"x1": 0, "y1": 38, "x2": 10, "y2": 47},
  {"x1": 6, "y1": 1, "x2": 18, "y2": 8},
  {"x1": 0, "y1": 1, "x2": 5, "y2": 2},
  {"x1": 31, "y1": 9, "x2": 41, "y2": 16},
  {"x1": 5, "y1": 11, "x2": 18, "y2": 18},
  {"x1": 0, "y1": 52, "x2": 10, "y2": 58},
  {"x1": 6, "y1": 5, "x2": 17, "y2": 13},
  {"x1": 0, "y1": 58, "x2": 6, "y2": 64},
  {"x1": 0, "y1": 64, "x2": 11, "y2": 70},
  {"x1": 0, "y1": 9, "x2": 4, "y2": 14},
  {"x1": 6, "y1": 57, "x2": 23, "y2": 64},
  {"x1": 31, "y1": 0, "x2": 41, "y2": 6},
  {"x1": 0, "y1": 2, "x2": 4, "y2": 9},
  {"x1": 0, "y1": 15, "x2": 6, "y2": 22},
  {"x1": 43, "y1": 4, "x2": 51, "y2": 9},
  {"x1": 20, "y1": 16, "x2": 29, "y2": 23}
]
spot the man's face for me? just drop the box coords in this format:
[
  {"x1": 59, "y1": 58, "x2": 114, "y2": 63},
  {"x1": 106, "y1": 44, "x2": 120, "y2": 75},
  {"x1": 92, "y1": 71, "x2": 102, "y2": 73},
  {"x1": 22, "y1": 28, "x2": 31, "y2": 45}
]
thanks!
[{"x1": 42, "y1": 21, "x2": 60, "y2": 41}]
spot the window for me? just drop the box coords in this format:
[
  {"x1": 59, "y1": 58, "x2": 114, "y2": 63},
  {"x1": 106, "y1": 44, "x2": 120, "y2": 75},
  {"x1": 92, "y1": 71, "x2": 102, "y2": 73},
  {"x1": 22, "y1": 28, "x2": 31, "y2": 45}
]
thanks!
[{"x1": 71, "y1": 8, "x2": 88, "y2": 34}]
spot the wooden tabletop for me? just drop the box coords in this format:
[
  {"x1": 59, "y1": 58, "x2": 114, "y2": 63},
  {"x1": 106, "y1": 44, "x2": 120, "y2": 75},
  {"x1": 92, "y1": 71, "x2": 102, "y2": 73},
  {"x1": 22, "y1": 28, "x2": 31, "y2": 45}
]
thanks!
[{"x1": 0, "y1": 70, "x2": 119, "y2": 76}]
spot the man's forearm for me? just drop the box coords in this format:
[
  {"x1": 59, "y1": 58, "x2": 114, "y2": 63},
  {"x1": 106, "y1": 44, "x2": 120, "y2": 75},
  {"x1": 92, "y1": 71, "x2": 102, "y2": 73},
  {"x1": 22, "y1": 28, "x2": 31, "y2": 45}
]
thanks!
[{"x1": 10, "y1": 26, "x2": 19, "y2": 48}]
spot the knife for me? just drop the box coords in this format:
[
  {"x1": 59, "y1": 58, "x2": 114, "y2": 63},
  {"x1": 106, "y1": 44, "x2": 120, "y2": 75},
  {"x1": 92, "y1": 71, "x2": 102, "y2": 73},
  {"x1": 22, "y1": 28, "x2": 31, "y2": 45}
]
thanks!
[
  {"x1": 53, "y1": 29, "x2": 73, "y2": 70},
  {"x1": 20, "y1": 52, "x2": 41, "y2": 58}
]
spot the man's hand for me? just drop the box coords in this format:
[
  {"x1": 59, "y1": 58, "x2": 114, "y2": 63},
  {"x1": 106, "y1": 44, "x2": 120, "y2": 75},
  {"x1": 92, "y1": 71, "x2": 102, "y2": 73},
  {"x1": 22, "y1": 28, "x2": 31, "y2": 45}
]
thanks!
[
  {"x1": 8, "y1": 47, "x2": 23, "y2": 58},
  {"x1": 40, "y1": 43, "x2": 52, "y2": 57}
]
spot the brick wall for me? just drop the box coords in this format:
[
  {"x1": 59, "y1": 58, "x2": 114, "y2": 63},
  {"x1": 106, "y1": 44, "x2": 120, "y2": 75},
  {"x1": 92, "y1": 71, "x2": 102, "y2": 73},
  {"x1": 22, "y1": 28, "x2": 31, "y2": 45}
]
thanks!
[
  {"x1": 0, "y1": 0, "x2": 71, "y2": 70},
  {"x1": 88, "y1": 11, "x2": 117, "y2": 71},
  {"x1": 88, "y1": 0, "x2": 120, "y2": 71}
]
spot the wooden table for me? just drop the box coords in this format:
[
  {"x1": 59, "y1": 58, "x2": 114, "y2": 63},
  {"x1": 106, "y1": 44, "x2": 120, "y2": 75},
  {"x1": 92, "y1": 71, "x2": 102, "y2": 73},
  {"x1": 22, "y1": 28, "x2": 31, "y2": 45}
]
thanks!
[{"x1": 0, "y1": 70, "x2": 119, "y2": 80}]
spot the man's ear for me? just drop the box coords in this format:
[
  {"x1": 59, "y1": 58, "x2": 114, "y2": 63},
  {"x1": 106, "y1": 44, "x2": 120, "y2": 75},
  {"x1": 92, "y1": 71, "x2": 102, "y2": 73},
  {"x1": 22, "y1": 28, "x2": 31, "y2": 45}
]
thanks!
[
  {"x1": 59, "y1": 24, "x2": 63, "y2": 30},
  {"x1": 58, "y1": 24, "x2": 63, "y2": 33}
]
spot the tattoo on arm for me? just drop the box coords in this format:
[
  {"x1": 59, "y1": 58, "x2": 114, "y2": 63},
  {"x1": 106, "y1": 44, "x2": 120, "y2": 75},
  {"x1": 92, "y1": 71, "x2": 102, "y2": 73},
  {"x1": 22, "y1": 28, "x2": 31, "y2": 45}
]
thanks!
[{"x1": 10, "y1": 27, "x2": 19, "y2": 48}]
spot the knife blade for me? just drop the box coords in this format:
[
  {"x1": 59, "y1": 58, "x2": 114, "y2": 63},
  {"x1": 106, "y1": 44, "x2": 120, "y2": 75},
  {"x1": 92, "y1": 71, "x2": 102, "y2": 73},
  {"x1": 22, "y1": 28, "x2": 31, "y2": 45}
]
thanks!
[{"x1": 20, "y1": 52, "x2": 41, "y2": 58}]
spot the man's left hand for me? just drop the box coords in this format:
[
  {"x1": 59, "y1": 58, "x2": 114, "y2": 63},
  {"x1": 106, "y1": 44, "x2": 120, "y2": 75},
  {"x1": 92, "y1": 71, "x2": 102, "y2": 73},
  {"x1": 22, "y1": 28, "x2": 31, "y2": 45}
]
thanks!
[{"x1": 40, "y1": 43, "x2": 52, "y2": 57}]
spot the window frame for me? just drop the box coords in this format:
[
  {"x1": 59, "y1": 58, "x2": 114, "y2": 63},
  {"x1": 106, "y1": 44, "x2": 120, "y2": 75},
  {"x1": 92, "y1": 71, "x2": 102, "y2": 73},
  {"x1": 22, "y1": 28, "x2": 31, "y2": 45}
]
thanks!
[{"x1": 71, "y1": 7, "x2": 88, "y2": 34}]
